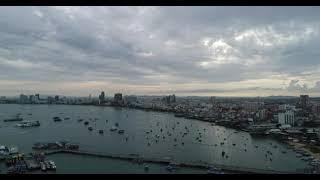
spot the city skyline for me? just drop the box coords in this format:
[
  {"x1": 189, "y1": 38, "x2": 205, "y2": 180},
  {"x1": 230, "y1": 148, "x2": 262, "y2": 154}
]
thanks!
[{"x1": 1, "y1": 7, "x2": 320, "y2": 96}]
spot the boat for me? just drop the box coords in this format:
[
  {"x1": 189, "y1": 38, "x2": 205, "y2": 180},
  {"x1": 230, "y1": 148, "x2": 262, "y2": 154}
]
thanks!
[
  {"x1": 110, "y1": 126, "x2": 117, "y2": 131},
  {"x1": 3, "y1": 117, "x2": 23, "y2": 122},
  {"x1": 48, "y1": 160, "x2": 57, "y2": 170},
  {"x1": 16, "y1": 121, "x2": 40, "y2": 128},
  {"x1": 64, "y1": 117, "x2": 70, "y2": 120},
  {"x1": 84, "y1": 121, "x2": 89, "y2": 125},
  {"x1": 88, "y1": 127, "x2": 93, "y2": 131},
  {"x1": 166, "y1": 165, "x2": 174, "y2": 172},
  {"x1": 115, "y1": 123, "x2": 119, "y2": 127},
  {"x1": 143, "y1": 164, "x2": 149, "y2": 171},
  {"x1": 9, "y1": 147, "x2": 18, "y2": 155},
  {"x1": 99, "y1": 130, "x2": 104, "y2": 134},
  {"x1": 118, "y1": 130, "x2": 125, "y2": 134},
  {"x1": 174, "y1": 113, "x2": 184, "y2": 117},
  {"x1": 40, "y1": 162, "x2": 46, "y2": 171},
  {"x1": 53, "y1": 117, "x2": 62, "y2": 122},
  {"x1": 44, "y1": 161, "x2": 51, "y2": 170}
]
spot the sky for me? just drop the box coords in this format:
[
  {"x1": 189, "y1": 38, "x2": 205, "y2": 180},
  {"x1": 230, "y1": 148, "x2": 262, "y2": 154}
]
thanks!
[{"x1": 0, "y1": 6, "x2": 320, "y2": 97}]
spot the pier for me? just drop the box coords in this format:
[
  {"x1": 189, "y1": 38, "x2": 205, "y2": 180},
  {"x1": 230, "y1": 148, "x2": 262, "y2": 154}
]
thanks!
[{"x1": 42, "y1": 149, "x2": 295, "y2": 174}]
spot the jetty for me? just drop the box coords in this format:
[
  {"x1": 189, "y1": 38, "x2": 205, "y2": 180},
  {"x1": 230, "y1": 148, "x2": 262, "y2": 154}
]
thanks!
[{"x1": 42, "y1": 149, "x2": 296, "y2": 174}]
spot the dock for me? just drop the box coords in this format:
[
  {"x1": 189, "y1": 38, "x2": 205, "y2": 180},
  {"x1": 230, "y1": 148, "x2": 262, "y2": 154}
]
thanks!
[{"x1": 42, "y1": 149, "x2": 296, "y2": 174}]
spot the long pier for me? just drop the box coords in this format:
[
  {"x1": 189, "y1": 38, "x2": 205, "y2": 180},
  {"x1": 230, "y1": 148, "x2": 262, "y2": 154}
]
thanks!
[{"x1": 42, "y1": 149, "x2": 296, "y2": 174}]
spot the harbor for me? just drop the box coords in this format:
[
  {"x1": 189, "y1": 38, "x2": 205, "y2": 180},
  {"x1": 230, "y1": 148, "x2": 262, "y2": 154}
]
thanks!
[{"x1": 0, "y1": 104, "x2": 314, "y2": 173}]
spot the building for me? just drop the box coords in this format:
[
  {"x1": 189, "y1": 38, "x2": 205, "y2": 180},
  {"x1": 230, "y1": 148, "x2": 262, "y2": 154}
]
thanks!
[
  {"x1": 312, "y1": 103, "x2": 320, "y2": 115},
  {"x1": 19, "y1": 94, "x2": 29, "y2": 104},
  {"x1": 278, "y1": 110, "x2": 295, "y2": 127},
  {"x1": 114, "y1": 93, "x2": 123, "y2": 101},
  {"x1": 242, "y1": 101, "x2": 264, "y2": 112},
  {"x1": 279, "y1": 104, "x2": 296, "y2": 111},
  {"x1": 0, "y1": 96, "x2": 7, "y2": 104},
  {"x1": 99, "y1": 91, "x2": 105, "y2": 104},
  {"x1": 255, "y1": 109, "x2": 266, "y2": 121},
  {"x1": 299, "y1": 95, "x2": 310, "y2": 109},
  {"x1": 55, "y1": 95, "x2": 59, "y2": 102},
  {"x1": 162, "y1": 94, "x2": 176, "y2": 104},
  {"x1": 48, "y1": 96, "x2": 54, "y2": 104},
  {"x1": 124, "y1": 95, "x2": 138, "y2": 105},
  {"x1": 29, "y1": 95, "x2": 36, "y2": 103}
]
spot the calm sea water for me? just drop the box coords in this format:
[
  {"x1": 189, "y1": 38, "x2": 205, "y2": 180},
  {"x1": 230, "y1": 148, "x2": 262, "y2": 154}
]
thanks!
[{"x1": 0, "y1": 104, "x2": 310, "y2": 173}]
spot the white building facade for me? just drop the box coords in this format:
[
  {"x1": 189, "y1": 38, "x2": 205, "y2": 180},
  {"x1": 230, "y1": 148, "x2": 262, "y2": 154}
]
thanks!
[{"x1": 278, "y1": 110, "x2": 295, "y2": 127}]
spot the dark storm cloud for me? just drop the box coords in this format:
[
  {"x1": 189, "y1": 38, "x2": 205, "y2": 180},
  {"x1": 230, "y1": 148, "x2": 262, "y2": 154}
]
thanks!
[{"x1": 0, "y1": 6, "x2": 320, "y2": 95}]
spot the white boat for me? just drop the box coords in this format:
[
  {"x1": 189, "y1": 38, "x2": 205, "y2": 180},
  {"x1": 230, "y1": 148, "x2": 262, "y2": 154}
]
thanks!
[
  {"x1": 110, "y1": 126, "x2": 118, "y2": 131},
  {"x1": 40, "y1": 162, "x2": 46, "y2": 171},
  {"x1": 9, "y1": 147, "x2": 18, "y2": 155}
]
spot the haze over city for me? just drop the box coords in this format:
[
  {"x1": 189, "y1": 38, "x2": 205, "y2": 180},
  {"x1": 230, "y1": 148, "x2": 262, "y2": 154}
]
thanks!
[{"x1": 1, "y1": 6, "x2": 320, "y2": 97}]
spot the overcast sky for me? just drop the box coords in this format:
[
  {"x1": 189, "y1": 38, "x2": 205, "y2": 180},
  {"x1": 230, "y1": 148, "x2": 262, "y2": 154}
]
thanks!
[{"x1": 0, "y1": 6, "x2": 320, "y2": 97}]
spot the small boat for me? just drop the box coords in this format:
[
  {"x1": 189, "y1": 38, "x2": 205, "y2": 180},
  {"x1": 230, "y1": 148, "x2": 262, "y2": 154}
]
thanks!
[
  {"x1": 84, "y1": 121, "x2": 89, "y2": 125},
  {"x1": 99, "y1": 130, "x2": 104, "y2": 134},
  {"x1": 115, "y1": 123, "x2": 119, "y2": 127},
  {"x1": 222, "y1": 151, "x2": 225, "y2": 157},
  {"x1": 110, "y1": 126, "x2": 117, "y2": 131},
  {"x1": 64, "y1": 117, "x2": 70, "y2": 120},
  {"x1": 88, "y1": 127, "x2": 93, "y2": 131},
  {"x1": 53, "y1": 117, "x2": 62, "y2": 122},
  {"x1": 144, "y1": 164, "x2": 149, "y2": 171},
  {"x1": 118, "y1": 130, "x2": 125, "y2": 134},
  {"x1": 78, "y1": 119, "x2": 83, "y2": 122},
  {"x1": 40, "y1": 162, "x2": 46, "y2": 171},
  {"x1": 48, "y1": 160, "x2": 56, "y2": 170},
  {"x1": 282, "y1": 151, "x2": 287, "y2": 154},
  {"x1": 166, "y1": 165, "x2": 174, "y2": 172}
]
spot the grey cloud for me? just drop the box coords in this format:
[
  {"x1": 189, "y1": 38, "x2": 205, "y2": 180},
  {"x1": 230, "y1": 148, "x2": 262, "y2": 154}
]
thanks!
[{"x1": 0, "y1": 7, "x2": 320, "y2": 95}]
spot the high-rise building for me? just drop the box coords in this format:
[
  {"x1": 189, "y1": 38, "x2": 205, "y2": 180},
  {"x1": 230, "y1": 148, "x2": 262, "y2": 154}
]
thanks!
[
  {"x1": 278, "y1": 110, "x2": 295, "y2": 127},
  {"x1": 99, "y1": 91, "x2": 105, "y2": 104},
  {"x1": 20, "y1": 94, "x2": 29, "y2": 104},
  {"x1": 299, "y1": 95, "x2": 310, "y2": 109},
  {"x1": 55, "y1": 95, "x2": 59, "y2": 102},
  {"x1": 114, "y1": 93, "x2": 123, "y2": 101}
]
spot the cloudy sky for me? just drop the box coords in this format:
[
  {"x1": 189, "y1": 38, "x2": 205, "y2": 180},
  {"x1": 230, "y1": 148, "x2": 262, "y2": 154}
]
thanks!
[{"x1": 0, "y1": 6, "x2": 320, "y2": 97}]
